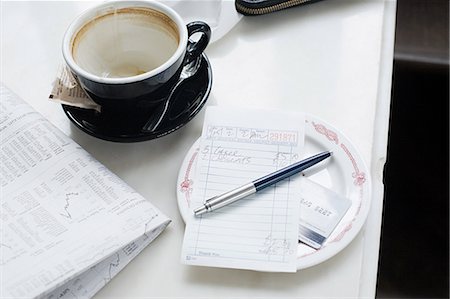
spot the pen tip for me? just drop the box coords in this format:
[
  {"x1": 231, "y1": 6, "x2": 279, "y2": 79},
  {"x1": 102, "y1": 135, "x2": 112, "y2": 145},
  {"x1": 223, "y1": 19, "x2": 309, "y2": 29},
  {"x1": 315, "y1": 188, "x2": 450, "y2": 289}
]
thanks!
[
  {"x1": 194, "y1": 205, "x2": 208, "y2": 217},
  {"x1": 329, "y1": 151, "x2": 333, "y2": 156}
]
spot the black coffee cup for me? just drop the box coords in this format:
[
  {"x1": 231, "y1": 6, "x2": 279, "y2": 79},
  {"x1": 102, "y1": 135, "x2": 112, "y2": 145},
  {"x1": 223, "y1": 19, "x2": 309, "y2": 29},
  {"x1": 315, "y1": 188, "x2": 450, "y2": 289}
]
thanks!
[{"x1": 62, "y1": 0, "x2": 210, "y2": 118}]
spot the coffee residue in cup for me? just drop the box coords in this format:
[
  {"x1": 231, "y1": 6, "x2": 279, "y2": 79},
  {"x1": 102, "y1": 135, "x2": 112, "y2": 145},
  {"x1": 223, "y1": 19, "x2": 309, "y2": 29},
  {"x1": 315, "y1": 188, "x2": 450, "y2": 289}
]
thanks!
[{"x1": 71, "y1": 7, "x2": 180, "y2": 79}]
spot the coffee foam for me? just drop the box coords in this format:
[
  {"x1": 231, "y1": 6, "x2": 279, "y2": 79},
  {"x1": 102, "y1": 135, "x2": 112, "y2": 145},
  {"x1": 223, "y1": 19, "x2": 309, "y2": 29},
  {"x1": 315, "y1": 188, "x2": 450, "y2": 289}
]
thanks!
[{"x1": 71, "y1": 7, "x2": 180, "y2": 78}]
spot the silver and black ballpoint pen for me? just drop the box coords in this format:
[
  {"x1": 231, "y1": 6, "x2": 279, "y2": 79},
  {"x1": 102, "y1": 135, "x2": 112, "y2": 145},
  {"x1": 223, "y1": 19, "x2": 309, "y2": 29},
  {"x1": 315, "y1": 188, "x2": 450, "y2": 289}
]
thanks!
[{"x1": 193, "y1": 151, "x2": 332, "y2": 217}]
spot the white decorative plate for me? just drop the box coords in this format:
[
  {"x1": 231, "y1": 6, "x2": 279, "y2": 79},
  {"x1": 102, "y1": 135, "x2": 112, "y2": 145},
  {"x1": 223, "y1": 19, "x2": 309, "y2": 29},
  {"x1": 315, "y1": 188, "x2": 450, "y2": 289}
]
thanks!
[{"x1": 177, "y1": 114, "x2": 371, "y2": 269}]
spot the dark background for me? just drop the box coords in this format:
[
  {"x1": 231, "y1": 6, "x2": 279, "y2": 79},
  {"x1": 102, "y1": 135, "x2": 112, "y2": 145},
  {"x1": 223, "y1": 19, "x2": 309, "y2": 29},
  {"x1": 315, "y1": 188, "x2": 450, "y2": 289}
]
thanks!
[{"x1": 376, "y1": 0, "x2": 449, "y2": 298}]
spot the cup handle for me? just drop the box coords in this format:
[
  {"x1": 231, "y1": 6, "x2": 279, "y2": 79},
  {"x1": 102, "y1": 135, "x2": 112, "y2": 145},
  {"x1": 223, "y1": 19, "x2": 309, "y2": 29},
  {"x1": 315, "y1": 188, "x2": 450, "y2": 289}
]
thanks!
[{"x1": 184, "y1": 21, "x2": 211, "y2": 65}]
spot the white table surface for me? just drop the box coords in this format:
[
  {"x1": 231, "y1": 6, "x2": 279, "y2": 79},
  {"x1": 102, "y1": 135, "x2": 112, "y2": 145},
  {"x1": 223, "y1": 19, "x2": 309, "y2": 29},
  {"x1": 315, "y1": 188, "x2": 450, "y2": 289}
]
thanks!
[{"x1": 1, "y1": 0, "x2": 396, "y2": 297}]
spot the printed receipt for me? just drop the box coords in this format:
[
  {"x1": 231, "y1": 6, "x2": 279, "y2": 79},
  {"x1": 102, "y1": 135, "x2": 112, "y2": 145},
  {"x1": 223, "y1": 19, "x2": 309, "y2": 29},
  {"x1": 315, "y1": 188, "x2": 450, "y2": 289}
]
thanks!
[{"x1": 181, "y1": 107, "x2": 305, "y2": 272}]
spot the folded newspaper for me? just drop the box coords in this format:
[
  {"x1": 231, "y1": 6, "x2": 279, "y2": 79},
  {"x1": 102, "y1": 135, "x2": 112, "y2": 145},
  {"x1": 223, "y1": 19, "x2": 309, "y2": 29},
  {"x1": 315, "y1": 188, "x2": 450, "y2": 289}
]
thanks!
[{"x1": 0, "y1": 84, "x2": 171, "y2": 299}]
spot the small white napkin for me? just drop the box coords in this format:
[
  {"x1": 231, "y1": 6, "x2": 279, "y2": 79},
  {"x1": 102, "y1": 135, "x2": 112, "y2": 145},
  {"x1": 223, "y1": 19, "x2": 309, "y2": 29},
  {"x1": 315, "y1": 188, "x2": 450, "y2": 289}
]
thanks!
[{"x1": 163, "y1": 0, "x2": 242, "y2": 43}]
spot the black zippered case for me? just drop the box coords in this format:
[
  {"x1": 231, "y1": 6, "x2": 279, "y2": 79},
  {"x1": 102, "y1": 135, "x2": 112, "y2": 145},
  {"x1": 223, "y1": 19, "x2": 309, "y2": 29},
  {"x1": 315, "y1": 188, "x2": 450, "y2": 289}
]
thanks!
[{"x1": 235, "y1": 0, "x2": 320, "y2": 16}]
